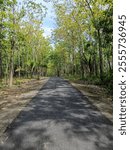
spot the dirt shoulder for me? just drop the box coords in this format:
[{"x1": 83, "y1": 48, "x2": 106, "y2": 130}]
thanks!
[
  {"x1": 0, "y1": 77, "x2": 49, "y2": 142},
  {"x1": 70, "y1": 81, "x2": 113, "y2": 122}
]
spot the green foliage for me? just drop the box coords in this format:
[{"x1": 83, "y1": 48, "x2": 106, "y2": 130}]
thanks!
[
  {"x1": 51, "y1": 0, "x2": 113, "y2": 91},
  {"x1": 0, "y1": 0, "x2": 113, "y2": 91},
  {"x1": 0, "y1": 0, "x2": 52, "y2": 86}
]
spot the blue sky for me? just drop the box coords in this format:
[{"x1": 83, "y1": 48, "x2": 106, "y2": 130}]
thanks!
[
  {"x1": 41, "y1": 0, "x2": 56, "y2": 37},
  {"x1": 18, "y1": 0, "x2": 56, "y2": 37}
]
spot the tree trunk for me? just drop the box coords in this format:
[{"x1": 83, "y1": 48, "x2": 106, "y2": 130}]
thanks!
[
  {"x1": 107, "y1": 54, "x2": 112, "y2": 73},
  {"x1": 93, "y1": 53, "x2": 98, "y2": 76},
  {"x1": 9, "y1": 48, "x2": 14, "y2": 87},
  {"x1": 80, "y1": 60, "x2": 84, "y2": 79},
  {"x1": 9, "y1": 3, "x2": 15, "y2": 87},
  {"x1": 18, "y1": 49, "x2": 21, "y2": 78},
  {"x1": 0, "y1": 48, "x2": 3, "y2": 81},
  {"x1": 97, "y1": 29, "x2": 103, "y2": 81},
  {"x1": 0, "y1": 13, "x2": 4, "y2": 82}
]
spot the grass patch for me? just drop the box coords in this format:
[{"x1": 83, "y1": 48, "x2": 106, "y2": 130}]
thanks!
[{"x1": 65, "y1": 74, "x2": 113, "y2": 95}]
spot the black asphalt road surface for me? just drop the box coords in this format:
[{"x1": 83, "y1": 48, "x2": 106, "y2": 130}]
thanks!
[{"x1": 0, "y1": 77, "x2": 113, "y2": 150}]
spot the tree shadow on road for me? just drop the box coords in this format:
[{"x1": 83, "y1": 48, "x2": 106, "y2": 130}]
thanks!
[{"x1": 0, "y1": 78, "x2": 113, "y2": 150}]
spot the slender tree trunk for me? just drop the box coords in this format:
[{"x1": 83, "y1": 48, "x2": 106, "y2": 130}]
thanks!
[
  {"x1": 9, "y1": 49, "x2": 14, "y2": 87},
  {"x1": 0, "y1": 13, "x2": 4, "y2": 82},
  {"x1": 89, "y1": 56, "x2": 93, "y2": 76},
  {"x1": 72, "y1": 49, "x2": 75, "y2": 76},
  {"x1": 107, "y1": 54, "x2": 112, "y2": 73},
  {"x1": 9, "y1": 3, "x2": 15, "y2": 87},
  {"x1": 18, "y1": 48, "x2": 21, "y2": 78},
  {"x1": 5, "y1": 59, "x2": 9, "y2": 85},
  {"x1": 93, "y1": 53, "x2": 98, "y2": 76},
  {"x1": 97, "y1": 29, "x2": 103, "y2": 81},
  {"x1": 0, "y1": 48, "x2": 3, "y2": 81}
]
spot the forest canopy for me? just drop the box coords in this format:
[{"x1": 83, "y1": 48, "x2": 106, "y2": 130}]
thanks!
[{"x1": 0, "y1": 0, "x2": 113, "y2": 90}]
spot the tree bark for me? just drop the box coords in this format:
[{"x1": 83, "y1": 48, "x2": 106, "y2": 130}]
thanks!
[
  {"x1": 0, "y1": 46, "x2": 3, "y2": 80},
  {"x1": 97, "y1": 29, "x2": 103, "y2": 81},
  {"x1": 9, "y1": 48, "x2": 14, "y2": 87},
  {"x1": 9, "y1": 3, "x2": 15, "y2": 87}
]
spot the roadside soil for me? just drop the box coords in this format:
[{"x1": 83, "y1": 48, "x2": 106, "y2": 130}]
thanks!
[
  {"x1": 0, "y1": 77, "x2": 112, "y2": 150},
  {"x1": 0, "y1": 77, "x2": 49, "y2": 142},
  {"x1": 0, "y1": 77, "x2": 112, "y2": 143},
  {"x1": 70, "y1": 81, "x2": 113, "y2": 121}
]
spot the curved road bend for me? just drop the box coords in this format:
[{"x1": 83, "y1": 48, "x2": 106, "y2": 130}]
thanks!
[{"x1": 0, "y1": 77, "x2": 112, "y2": 150}]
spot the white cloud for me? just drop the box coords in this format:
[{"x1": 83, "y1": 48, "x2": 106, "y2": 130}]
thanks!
[{"x1": 43, "y1": 27, "x2": 53, "y2": 37}]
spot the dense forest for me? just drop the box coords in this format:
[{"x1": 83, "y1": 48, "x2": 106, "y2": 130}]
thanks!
[{"x1": 0, "y1": 0, "x2": 112, "y2": 90}]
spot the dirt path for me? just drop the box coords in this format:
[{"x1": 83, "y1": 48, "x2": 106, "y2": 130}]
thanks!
[
  {"x1": 70, "y1": 82, "x2": 113, "y2": 121},
  {"x1": 0, "y1": 77, "x2": 112, "y2": 150},
  {"x1": 0, "y1": 78, "x2": 49, "y2": 141}
]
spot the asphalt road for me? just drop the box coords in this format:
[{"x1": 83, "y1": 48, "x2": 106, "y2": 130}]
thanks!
[{"x1": 0, "y1": 77, "x2": 113, "y2": 150}]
